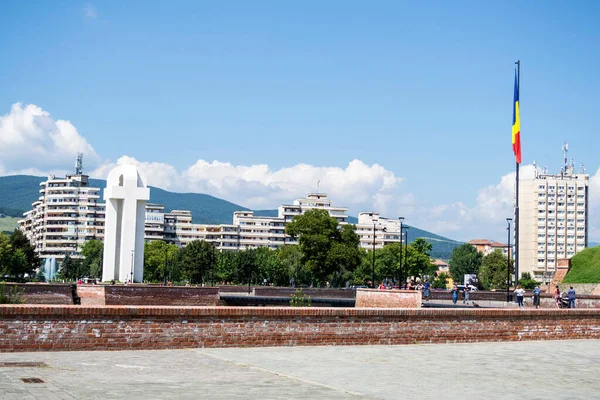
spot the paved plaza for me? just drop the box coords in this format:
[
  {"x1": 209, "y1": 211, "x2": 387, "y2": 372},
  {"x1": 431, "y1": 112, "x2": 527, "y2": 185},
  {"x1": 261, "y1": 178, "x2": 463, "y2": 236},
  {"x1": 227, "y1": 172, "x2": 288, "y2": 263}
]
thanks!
[{"x1": 0, "y1": 340, "x2": 599, "y2": 399}]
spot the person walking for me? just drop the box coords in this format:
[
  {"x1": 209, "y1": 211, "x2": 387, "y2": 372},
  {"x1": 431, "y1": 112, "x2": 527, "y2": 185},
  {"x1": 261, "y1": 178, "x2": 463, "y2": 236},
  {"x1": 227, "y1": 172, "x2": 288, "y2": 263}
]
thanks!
[
  {"x1": 463, "y1": 286, "x2": 470, "y2": 304},
  {"x1": 533, "y1": 285, "x2": 541, "y2": 309},
  {"x1": 451, "y1": 284, "x2": 458, "y2": 305},
  {"x1": 423, "y1": 279, "x2": 431, "y2": 302},
  {"x1": 554, "y1": 285, "x2": 561, "y2": 308},
  {"x1": 568, "y1": 286, "x2": 576, "y2": 309},
  {"x1": 514, "y1": 285, "x2": 525, "y2": 308}
]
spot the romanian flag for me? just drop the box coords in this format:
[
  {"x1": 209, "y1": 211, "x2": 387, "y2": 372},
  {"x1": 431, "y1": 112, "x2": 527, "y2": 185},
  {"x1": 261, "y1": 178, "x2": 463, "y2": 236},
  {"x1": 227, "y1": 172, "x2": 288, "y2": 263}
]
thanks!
[{"x1": 512, "y1": 71, "x2": 522, "y2": 164}]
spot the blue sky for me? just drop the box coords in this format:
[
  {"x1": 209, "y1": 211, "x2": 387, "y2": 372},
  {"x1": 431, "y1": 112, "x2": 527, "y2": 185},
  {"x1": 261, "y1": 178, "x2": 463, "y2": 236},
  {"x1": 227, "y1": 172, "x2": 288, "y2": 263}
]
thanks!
[{"x1": 1, "y1": 1, "x2": 599, "y2": 241}]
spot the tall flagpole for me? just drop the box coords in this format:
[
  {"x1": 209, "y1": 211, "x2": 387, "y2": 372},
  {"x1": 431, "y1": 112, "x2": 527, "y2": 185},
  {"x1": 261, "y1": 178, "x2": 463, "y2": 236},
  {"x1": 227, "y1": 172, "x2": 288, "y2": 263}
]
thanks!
[{"x1": 514, "y1": 59, "x2": 520, "y2": 288}]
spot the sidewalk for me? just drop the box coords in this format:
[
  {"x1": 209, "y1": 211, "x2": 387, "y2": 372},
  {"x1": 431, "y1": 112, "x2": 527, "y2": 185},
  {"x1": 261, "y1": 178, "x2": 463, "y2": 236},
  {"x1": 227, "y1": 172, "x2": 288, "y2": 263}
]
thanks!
[{"x1": 1, "y1": 340, "x2": 598, "y2": 399}]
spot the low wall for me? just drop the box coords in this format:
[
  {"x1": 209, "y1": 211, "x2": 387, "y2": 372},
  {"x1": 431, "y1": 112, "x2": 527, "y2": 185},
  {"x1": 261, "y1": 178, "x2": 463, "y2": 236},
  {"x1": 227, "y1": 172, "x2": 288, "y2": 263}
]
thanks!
[
  {"x1": 104, "y1": 286, "x2": 219, "y2": 306},
  {"x1": 254, "y1": 287, "x2": 356, "y2": 299},
  {"x1": 1, "y1": 305, "x2": 599, "y2": 352},
  {"x1": 3, "y1": 284, "x2": 74, "y2": 305},
  {"x1": 355, "y1": 289, "x2": 421, "y2": 308},
  {"x1": 77, "y1": 285, "x2": 106, "y2": 306}
]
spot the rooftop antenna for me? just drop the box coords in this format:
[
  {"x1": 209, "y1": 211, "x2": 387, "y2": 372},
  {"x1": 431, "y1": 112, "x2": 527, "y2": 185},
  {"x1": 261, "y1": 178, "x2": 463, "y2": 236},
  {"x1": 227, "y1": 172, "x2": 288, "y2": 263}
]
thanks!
[
  {"x1": 570, "y1": 157, "x2": 575, "y2": 168},
  {"x1": 75, "y1": 152, "x2": 83, "y2": 175},
  {"x1": 562, "y1": 142, "x2": 568, "y2": 173},
  {"x1": 580, "y1": 162, "x2": 586, "y2": 174},
  {"x1": 543, "y1": 166, "x2": 548, "y2": 174},
  {"x1": 533, "y1": 160, "x2": 537, "y2": 177},
  {"x1": 317, "y1": 179, "x2": 320, "y2": 193}
]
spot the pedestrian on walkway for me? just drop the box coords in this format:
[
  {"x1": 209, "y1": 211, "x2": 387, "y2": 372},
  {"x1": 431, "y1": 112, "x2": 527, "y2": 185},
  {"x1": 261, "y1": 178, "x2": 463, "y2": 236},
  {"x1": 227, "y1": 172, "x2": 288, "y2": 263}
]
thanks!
[
  {"x1": 423, "y1": 279, "x2": 431, "y2": 302},
  {"x1": 463, "y1": 286, "x2": 469, "y2": 304},
  {"x1": 533, "y1": 285, "x2": 541, "y2": 309},
  {"x1": 554, "y1": 285, "x2": 561, "y2": 308},
  {"x1": 451, "y1": 284, "x2": 458, "y2": 304},
  {"x1": 568, "y1": 286, "x2": 576, "y2": 309},
  {"x1": 514, "y1": 285, "x2": 525, "y2": 308}
]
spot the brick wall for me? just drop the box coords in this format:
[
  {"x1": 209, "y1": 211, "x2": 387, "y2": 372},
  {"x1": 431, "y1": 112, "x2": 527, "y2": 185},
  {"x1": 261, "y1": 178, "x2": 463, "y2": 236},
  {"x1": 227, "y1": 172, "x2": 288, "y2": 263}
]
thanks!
[
  {"x1": 254, "y1": 287, "x2": 356, "y2": 299},
  {"x1": 4, "y1": 284, "x2": 74, "y2": 305},
  {"x1": 1, "y1": 305, "x2": 599, "y2": 352},
  {"x1": 77, "y1": 285, "x2": 106, "y2": 306},
  {"x1": 104, "y1": 286, "x2": 219, "y2": 306},
  {"x1": 355, "y1": 289, "x2": 421, "y2": 308}
]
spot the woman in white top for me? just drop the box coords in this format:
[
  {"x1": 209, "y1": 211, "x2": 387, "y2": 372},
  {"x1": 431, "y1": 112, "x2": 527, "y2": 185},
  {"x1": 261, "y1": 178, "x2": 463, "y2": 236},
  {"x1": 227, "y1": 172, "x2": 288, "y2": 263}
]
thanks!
[{"x1": 514, "y1": 285, "x2": 525, "y2": 308}]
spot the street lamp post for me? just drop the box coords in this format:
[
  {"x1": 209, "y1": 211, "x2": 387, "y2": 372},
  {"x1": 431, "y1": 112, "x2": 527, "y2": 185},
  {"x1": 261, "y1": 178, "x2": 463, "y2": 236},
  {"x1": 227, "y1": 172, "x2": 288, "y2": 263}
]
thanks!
[
  {"x1": 398, "y1": 217, "x2": 404, "y2": 288},
  {"x1": 506, "y1": 218, "x2": 512, "y2": 302},
  {"x1": 402, "y1": 226, "x2": 410, "y2": 285},
  {"x1": 372, "y1": 221, "x2": 376, "y2": 288},
  {"x1": 130, "y1": 250, "x2": 134, "y2": 284}
]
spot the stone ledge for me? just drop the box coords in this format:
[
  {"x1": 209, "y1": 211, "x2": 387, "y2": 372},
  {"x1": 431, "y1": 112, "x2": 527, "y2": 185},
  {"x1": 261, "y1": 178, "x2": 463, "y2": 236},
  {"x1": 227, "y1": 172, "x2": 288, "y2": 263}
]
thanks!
[{"x1": 2, "y1": 304, "x2": 600, "y2": 318}]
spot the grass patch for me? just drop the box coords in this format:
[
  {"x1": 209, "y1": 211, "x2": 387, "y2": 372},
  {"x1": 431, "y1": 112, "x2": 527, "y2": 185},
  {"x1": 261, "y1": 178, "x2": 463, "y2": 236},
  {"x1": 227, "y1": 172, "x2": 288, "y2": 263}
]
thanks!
[
  {"x1": 563, "y1": 246, "x2": 600, "y2": 283},
  {"x1": 0, "y1": 216, "x2": 19, "y2": 234}
]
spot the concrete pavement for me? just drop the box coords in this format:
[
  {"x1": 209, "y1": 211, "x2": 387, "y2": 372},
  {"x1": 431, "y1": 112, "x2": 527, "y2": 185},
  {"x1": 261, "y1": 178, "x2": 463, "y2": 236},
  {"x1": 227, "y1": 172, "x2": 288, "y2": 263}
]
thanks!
[{"x1": 1, "y1": 340, "x2": 598, "y2": 399}]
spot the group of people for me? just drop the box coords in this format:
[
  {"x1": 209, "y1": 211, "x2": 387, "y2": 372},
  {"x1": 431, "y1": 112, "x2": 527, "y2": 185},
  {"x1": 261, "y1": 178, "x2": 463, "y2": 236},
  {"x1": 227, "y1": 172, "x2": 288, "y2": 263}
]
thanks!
[
  {"x1": 450, "y1": 284, "x2": 470, "y2": 304},
  {"x1": 515, "y1": 284, "x2": 577, "y2": 308},
  {"x1": 554, "y1": 285, "x2": 577, "y2": 308}
]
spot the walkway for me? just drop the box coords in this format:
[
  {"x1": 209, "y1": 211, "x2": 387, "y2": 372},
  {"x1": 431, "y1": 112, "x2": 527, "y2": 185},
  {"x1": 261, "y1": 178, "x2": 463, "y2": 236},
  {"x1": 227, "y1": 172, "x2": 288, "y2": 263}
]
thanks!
[{"x1": 0, "y1": 340, "x2": 598, "y2": 399}]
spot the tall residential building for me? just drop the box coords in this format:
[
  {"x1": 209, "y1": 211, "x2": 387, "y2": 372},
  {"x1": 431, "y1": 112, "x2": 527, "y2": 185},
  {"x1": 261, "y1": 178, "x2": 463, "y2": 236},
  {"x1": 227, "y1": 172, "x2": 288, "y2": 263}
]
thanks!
[
  {"x1": 518, "y1": 163, "x2": 589, "y2": 281},
  {"x1": 19, "y1": 173, "x2": 105, "y2": 262}
]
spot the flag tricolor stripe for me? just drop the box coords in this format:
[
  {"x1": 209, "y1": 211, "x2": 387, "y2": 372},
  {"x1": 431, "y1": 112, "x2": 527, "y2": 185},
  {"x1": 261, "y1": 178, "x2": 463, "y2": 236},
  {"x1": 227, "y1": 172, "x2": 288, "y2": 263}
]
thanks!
[{"x1": 512, "y1": 71, "x2": 522, "y2": 164}]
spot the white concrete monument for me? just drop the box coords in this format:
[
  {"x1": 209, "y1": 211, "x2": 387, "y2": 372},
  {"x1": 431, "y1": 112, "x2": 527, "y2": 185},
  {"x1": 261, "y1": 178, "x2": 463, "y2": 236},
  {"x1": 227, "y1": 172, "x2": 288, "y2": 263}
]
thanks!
[{"x1": 102, "y1": 165, "x2": 150, "y2": 283}]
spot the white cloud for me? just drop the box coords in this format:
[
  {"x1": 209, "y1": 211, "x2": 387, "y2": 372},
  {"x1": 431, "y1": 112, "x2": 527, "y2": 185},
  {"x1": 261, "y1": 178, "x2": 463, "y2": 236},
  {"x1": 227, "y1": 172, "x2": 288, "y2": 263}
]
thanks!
[
  {"x1": 84, "y1": 4, "x2": 97, "y2": 18},
  {"x1": 0, "y1": 103, "x2": 100, "y2": 175},
  {"x1": 90, "y1": 157, "x2": 410, "y2": 217}
]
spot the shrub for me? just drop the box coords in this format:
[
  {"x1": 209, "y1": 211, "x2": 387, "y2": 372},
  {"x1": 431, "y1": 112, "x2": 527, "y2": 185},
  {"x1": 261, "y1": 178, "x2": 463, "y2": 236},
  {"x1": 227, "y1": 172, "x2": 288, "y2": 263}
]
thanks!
[
  {"x1": 0, "y1": 282, "x2": 24, "y2": 304},
  {"x1": 290, "y1": 289, "x2": 311, "y2": 307}
]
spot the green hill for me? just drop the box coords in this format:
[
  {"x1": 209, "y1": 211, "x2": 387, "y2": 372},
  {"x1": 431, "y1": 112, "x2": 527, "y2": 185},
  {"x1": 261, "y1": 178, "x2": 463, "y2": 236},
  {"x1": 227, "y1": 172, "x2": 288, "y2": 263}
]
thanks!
[
  {"x1": 0, "y1": 216, "x2": 20, "y2": 234},
  {"x1": 563, "y1": 246, "x2": 600, "y2": 283},
  {"x1": 0, "y1": 175, "x2": 462, "y2": 258}
]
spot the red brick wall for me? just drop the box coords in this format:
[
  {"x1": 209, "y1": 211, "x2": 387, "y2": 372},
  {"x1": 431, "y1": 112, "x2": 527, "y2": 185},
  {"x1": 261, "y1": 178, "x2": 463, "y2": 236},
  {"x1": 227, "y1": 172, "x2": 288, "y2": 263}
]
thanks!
[
  {"x1": 1, "y1": 305, "x2": 599, "y2": 352},
  {"x1": 104, "y1": 286, "x2": 219, "y2": 306},
  {"x1": 254, "y1": 288, "x2": 355, "y2": 299},
  {"x1": 6, "y1": 284, "x2": 74, "y2": 305}
]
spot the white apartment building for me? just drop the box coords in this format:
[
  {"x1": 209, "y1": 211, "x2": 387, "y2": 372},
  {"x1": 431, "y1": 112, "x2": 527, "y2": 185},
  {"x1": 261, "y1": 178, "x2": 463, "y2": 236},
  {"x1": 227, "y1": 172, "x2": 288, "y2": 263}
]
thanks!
[
  {"x1": 146, "y1": 193, "x2": 347, "y2": 251},
  {"x1": 19, "y1": 173, "x2": 105, "y2": 262},
  {"x1": 518, "y1": 165, "x2": 589, "y2": 280},
  {"x1": 356, "y1": 212, "x2": 402, "y2": 250},
  {"x1": 278, "y1": 193, "x2": 349, "y2": 225}
]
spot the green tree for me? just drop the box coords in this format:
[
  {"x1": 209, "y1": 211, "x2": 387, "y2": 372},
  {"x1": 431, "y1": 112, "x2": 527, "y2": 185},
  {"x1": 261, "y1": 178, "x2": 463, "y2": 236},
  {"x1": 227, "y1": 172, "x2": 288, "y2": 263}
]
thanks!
[
  {"x1": 81, "y1": 240, "x2": 103, "y2": 280},
  {"x1": 237, "y1": 248, "x2": 257, "y2": 286},
  {"x1": 9, "y1": 229, "x2": 39, "y2": 277},
  {"x1": 432, "y1": 272, "x2": 449, "y2": 289},
  {"x1": 144, "y1": 240, "x2": 181, "y2": 283},
  {"x1": 286, "y1": 209, "x2": 361, "y2": 284},
  {"x1": 448, "y1": 243, "x2": 483, "y2": 283},
  {"x1": 58, "y1": 255, "x2": 83, "y2": 281},
  {"x1": 374, "y1": 243, "x2": 401, "y2": 283},
  {"x1": 277, "y1": 245, "x2": 303, "y2": 286},
  {"x1": 180, "y1": 240, "x2": 215, "y2": 284},
  {"x1": 478, "y1": 249, "x2": 514, "y2": 290},
  {"x1": 518, "y1": 272, "x2": 539, "y2": 290},
  {"x1": 405, "y1": 238, "x2": 435, "y2": 280},
  {"x1": 215, "y1": 251, "x2": 238, "y2": 284},
  {"x1": 0, "y1": 233, "x2": 12, "y2": 276}
]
